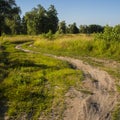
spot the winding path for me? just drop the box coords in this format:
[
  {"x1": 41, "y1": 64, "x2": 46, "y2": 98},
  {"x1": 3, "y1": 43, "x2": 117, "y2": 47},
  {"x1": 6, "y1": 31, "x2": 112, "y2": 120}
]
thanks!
[{"x1": 16, "y1": 44, "x2": 119, "y2": 120}]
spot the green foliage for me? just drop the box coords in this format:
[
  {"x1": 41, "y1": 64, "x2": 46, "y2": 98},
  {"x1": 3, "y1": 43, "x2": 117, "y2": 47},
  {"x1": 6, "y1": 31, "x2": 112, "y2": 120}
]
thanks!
[
  {"x1": 47, "y1": 5, "x2": 59, "y2": 33},
  {"x1": 0, "y1": 37, "x2": 83, "y2": 119},
  {"x1": 24, "y1": 4, "x2": 58, "y2": 35},
  {"x1": 67, "y1": 23, "x2": 79, "y2": 34},
  {"x1": 112, "y1": 105, "x2": 120, "y2": 120},
  {"x1": 5, "y1": 14, "x2": 22, "y2": 35},
  {"x1": 95, "y1": 25, "x2": 120, "y2": 41},
  {"x1": 42, "y1": 30, "x2": 54, "y2": 40},
  {"x1": 34, "y1": 34, "x2": 120, "y2": 61},
  {"x1": 0, "y1": 0, "x2": 21, "y2": 36},
  {"x1": 79, "y1": 24, "x2": 104, "y2": 34},
  {"x1": 58, "y1": 21, "x2": 67, "y2": 34},
  {"x1": 21, "y1": 16, "x2": 27, "y2": 34}
]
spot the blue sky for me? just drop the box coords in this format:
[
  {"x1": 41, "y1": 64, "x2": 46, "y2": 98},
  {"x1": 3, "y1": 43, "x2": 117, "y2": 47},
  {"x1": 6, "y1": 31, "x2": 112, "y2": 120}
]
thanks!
[{"x1": 16, "y1": 0, "x2": 120, "y2": 26}]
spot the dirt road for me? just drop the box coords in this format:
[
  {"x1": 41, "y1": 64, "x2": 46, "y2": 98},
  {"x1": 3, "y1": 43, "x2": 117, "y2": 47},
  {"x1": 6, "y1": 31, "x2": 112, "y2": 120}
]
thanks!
[{"x1": 16, "y1": 44, "x2": 119, "y2": 120}]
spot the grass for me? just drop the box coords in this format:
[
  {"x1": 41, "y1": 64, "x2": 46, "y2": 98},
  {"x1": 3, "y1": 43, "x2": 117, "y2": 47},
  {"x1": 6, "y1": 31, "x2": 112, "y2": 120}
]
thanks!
[
  {"x1": 31, "y1": 34, "x2": 120, "y2": 61},
  {"x1": 0, "y1": 36, "x2": 83, "y2": 119},
  {"x1": 112, "y1": 105, "x2": 120, "y2": 120},
  {"x1": 0, "y1": 34, "x2": 120, "y2": 119},
  {"x1": 22, "y1": 34, "x2": 120, "y2": 120}
]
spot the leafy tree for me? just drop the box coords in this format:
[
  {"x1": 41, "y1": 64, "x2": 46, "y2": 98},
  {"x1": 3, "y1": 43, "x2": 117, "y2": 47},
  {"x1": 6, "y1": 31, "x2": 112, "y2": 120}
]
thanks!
[
  {"x1": 5, "y1": 14, "x2": 21, "y2": 34},
  {"x1": 25, "y1": 10, "x2": 38, "y2": 35},
  {"x1": 95, "y1": 25, "x2": 120, "y2": 41},
  {"x1": 113, "y1": 24, "x2": 120, "y2": 34},
  {"x1": 0, "y1": 0, "x2": 21, "y2": 35},
  {"x1": 58, "y1": 21, "x2": 67, "y2": 34},
  {"x1": 79, "y1": 25, "x2": 89, "y2": 33},
  {"x1": 25, "y1": 5, "x2": 48, "y2": 35},
  {"x1": 21, "y1": 16, "x2": 27, "y2": 34},
  {"x1": 25, "y1": 4, "x2": 59, "y2": 35},
  {"x1": 67, "y1": 23, "x2": 79, "y2": 34},
  {"x1": 35, "y1": 5, "x2": 48, "y2": 34},
  {"x1": 47, "y1": 5, "x2": 59, "y2": 33},
  {"x1": 80, "y1": 24, "x2": 103, "y2": 34},
  {"x1": 88, "y1": 24, "x2": 104, "y2": 33}
]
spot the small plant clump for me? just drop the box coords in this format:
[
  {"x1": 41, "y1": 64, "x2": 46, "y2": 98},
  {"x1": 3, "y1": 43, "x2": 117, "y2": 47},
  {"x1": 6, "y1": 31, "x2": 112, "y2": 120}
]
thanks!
[{"x1": 42, "y1": 30, "x2": 55, "y2": 40}]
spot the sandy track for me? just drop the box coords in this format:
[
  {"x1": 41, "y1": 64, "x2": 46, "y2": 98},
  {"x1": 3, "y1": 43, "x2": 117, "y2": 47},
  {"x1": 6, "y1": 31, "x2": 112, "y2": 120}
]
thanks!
[{"x1": 16, "y1": 44, "x2": 119, "y2": 120}]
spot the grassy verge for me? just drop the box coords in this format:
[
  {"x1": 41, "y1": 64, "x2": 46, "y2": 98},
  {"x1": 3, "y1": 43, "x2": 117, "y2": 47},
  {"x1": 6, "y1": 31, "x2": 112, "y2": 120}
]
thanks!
[
  {"x1": 30, "y1": 34, "x2": 120, "y2": 62},
  {"x1": 1, "y1": 34, "x2": 120, "y2": 119},
  {"x1": 23, "y1": 34, "x2": 120, "y2": 120},
  {"x1": 0, "y1": 37, "x2": 83, "y2": 119}
]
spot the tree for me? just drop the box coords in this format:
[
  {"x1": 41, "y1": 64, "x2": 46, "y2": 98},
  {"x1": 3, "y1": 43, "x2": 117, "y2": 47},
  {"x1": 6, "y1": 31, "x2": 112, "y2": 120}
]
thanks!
[
  {"x1": 95, "y1": 25, "x2": 120, "y2": 41},
  {"x1": 67, "y1": 23, "x2": 79, "y2": 34},
  {"x1": 21, "y1": 16, "x2": 27, "y2": 34},
  {"x1": 80, "y1": 24, "x2": 104, "y2": 34},
  {"x1": 25, "y1": 5, "x2": 48, "y2": 35},
  {"x1": 0, "y1": 0, "x2": 21, "y2": 35},
  {"x1": 36, "y1": 5, "x2": 48, "y2": 34},
  {"x1": 79, "y1": 25, "x2": 89, "y2": 33},
  {"x1": 25, "y1": 4, "x2": 59, "y2": 35},
  {"x1": 47, "y1": 5, "x2": 59, "y2": 33},
  {"x1": 5, "y1": 14, "x2": 21, "y2": 34},
  {"x1": 88, "y1": 24, "x2": 104, "y2": 34},
  {"x1": 58, "y1": 21, "x2": 67, "y2": 34},
  {"x1": 113, "y1": 24, "x2": 120, "y2": 34},
  {"x1": 25, "y1": 10, "x2": 38, "y2": 35}
]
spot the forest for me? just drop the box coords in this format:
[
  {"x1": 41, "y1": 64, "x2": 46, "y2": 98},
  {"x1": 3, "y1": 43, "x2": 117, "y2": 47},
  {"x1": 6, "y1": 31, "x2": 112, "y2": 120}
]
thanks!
[{"x1": 1, "y1": 0, "x2": 120, "y2": 37}]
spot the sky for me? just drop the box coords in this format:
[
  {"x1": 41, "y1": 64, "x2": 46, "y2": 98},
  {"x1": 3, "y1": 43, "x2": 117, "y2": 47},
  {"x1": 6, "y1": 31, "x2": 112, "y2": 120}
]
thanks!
[{"x1": 16, "y1": 0, "x2": 120, "y2": 26}]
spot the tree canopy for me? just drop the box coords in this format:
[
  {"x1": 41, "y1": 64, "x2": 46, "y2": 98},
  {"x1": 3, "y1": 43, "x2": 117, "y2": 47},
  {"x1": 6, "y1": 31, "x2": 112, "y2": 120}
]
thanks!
[
  {"x1": 0, "y1": 1, "x2": 120, "y2": 36},
  {"x1": 24, "y1": 4, "x2": 58, "y2": 35},
  {"x1": 79, "y1": 24, "x2": 104, "y2": 34},
  {"x1": 95, "y1": 25, "x2": 120, "y2": 41},
  {"x1": 0, "y1": 0, "x2": 21, "y2": 35}
]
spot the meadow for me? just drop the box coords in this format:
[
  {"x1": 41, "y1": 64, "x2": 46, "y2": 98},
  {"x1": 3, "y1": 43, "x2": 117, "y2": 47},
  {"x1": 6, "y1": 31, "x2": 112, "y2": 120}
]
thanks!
[
  {"x1": 33, "y1": 34, "x2": 120, "y2": 61},
  {"x1": 0, "y1": 36, "x2": 83, "y2": 119},
  {"x1": 0, "y1": 34, "x2": 120, "y2": 119}
]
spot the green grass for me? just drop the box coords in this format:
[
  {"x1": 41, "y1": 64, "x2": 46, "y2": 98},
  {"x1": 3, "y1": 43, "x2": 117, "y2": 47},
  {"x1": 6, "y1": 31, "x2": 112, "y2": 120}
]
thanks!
[
  {"x1": 22, "y1": 34, "x2": 120, "y2": 120},
  {"x1": 31, "y1": 34, "x2": 120, "y2": 61},
  {"x1": 112, "y1": 105, "x2": 120, "y2": 120},
  {"x1": 0, "y1": 37, "x2": 83, "y2": 119},
  {"x1": 0, "y1": 34, "x2": 120, "y2": 119}
]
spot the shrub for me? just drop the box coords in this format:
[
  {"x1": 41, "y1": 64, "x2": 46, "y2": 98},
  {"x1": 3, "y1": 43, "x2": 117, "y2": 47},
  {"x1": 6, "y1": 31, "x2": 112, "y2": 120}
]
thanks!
[
  {"x1": 95, "y1": 25, "x2": 120, "y2": 41},
  {"x1": 42, "y1": 30, "x2": 54, "y2": 40}
]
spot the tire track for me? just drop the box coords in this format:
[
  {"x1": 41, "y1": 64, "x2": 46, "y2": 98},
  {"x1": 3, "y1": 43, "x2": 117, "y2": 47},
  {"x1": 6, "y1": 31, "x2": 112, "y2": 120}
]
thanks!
[{"x1": 16, "y1": 44, "x2": 119, "y2": 120}]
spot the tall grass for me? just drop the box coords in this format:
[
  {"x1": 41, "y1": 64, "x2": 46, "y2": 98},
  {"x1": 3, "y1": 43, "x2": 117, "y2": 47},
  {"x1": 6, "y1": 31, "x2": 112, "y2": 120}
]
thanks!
[
  {"x1": 32, "y1": 34, "x2": 120, "y2": 119},
  {"x1": 33, "y1": 34, "x2": 120, "y2": 61},
  {"x1": 0, "y1": 37, "x2": 83, "y2": 119}
]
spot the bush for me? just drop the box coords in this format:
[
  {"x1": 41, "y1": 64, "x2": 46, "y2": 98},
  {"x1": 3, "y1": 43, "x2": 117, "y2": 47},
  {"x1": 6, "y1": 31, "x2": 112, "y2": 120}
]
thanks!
[
  {"x1": 95, "y1": 25, "x2": 120, "y2": 41},
  {"x1": 42, "y1": 30, "x2": 54, "y2": 40}
]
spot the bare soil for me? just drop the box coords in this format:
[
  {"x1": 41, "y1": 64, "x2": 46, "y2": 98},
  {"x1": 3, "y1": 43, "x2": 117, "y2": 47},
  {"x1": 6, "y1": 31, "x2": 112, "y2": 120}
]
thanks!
[{"x1": 16, "y1": 44, "x2": 120, "y2": 120}]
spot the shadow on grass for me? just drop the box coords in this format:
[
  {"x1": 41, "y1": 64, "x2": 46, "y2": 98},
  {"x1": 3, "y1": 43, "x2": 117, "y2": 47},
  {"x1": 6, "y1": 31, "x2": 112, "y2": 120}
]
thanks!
[
  {"x1": 0, "y1": 46, "x2": 9, "y2": 120},
  {"x1": 11, "y1": 39, "x2": 33, "y2": 44},
  {"x1": 0, "y1": 91, "x2": 8, "y2": 120},
  {"x1": 9, "y1": 59, "x2": 51, "y2": 69},
  {"x1": 0, "y1": 45, "x2": 9, "y2": 82},
  {"x1": 0, "y1": 42, "x2": 59, "y2": 119}
]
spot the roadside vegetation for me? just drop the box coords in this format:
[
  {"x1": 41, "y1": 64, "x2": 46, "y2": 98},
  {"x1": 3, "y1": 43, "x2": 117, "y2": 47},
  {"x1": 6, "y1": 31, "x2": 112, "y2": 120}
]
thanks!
[
  {"x1": 33, "y1": 32, "x2": 120, "y2": 62},
  {"x1": 0, "y1": 37, "x2": 83, "y2": 119},
  {"x1": 0, "y1": 24, "x2": 120, "y2": 119}
]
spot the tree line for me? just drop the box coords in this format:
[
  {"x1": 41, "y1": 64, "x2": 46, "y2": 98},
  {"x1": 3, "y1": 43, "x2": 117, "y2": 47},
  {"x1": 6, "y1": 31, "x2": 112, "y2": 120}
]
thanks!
[{"x1": 0, "y1": 0, "x2": 120, "y2": 36}]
